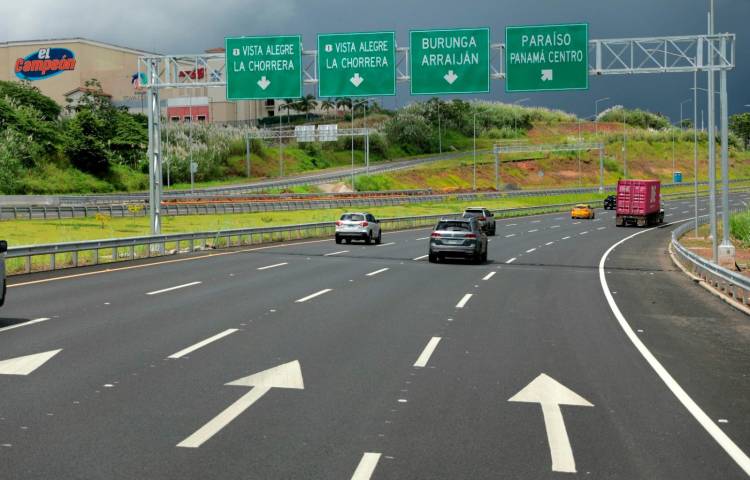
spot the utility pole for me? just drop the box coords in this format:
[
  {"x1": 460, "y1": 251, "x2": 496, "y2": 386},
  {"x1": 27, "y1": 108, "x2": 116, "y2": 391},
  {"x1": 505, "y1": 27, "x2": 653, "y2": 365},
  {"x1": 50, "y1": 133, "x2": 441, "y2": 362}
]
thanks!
[
  {"x1": 693, "y1": 69, "x2": 699, "y2": 237},
  {"x1": 707, "y1": 6, "x2": 718, "y2": 262},
  {"x1": 438, "y1": 101, "x2": 442, "y2": 154},
  {"x1": 622, "y1": 108, "x2": 627, "y2": 178},
  {"x1": 718, "y1": 34, "x2": 735, "y2": 266}
]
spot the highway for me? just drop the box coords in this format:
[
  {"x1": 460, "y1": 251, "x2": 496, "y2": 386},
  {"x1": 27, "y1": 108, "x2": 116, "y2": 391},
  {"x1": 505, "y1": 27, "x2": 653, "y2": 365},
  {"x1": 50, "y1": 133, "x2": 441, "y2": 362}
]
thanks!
[{"x1": 1, "y1": 193, "x2": 749, "y2": 479}]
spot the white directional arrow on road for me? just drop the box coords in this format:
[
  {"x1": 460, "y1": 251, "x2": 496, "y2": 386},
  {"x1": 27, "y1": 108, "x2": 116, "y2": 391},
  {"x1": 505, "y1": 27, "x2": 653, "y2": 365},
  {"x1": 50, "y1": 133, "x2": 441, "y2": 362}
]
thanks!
[
  {"x1": 541, "y1": 69, "x2": 553, "y2": 82},
  {"x1": 177, "y1": 360, "x2": 304, "y2": 448},
  {"x1": 443, "y1": 70, "x2": 458, "y2": 85},
  {"x1": 0, "y1": 349, "x2": 62, "y2": 376},
  {"x1": 509, "y1": 373, "x2": 593, "y2": 473},
  {"x1": 350, "y1": 73, "x2": 364, "y2": 87},
  {"x1": 257, "y1": 76, "x2": 271, "y2": 90}
]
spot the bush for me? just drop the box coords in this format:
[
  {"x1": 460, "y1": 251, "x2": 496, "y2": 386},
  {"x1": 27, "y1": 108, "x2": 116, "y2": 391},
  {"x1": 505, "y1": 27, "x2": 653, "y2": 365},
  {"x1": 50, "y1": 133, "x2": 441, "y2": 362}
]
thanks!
[
  {"x1": 384, "y1": 112, "x2": 436, "y2": 155},
  {"x1": 355, "y1": 174, "x2": 394, "y2": 191},
  {"x1": 730, "y1": 211, "x2": 750, "y2": 247},
  {"x1": 602, "y1": 157, "x2": 623, "y2": 175},
  {"x1": 598, "y1": 106, "x2": 670, "y2": 130}
]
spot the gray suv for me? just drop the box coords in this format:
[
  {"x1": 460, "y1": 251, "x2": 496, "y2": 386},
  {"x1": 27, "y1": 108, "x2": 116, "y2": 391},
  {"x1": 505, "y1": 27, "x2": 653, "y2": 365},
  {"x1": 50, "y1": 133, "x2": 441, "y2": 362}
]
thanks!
[
  {"x1": 0, "y1": 240, "x2": 7, "y2": 307},
  {"x1": 335, "y1": 213, "x2": 382, "y2": 244},
  {"x1": 462, "y1": 207, "x2": 496, "y2": 236},
  {"x1": 428, "y1": 217, "x2": 488, "y2": 264}
]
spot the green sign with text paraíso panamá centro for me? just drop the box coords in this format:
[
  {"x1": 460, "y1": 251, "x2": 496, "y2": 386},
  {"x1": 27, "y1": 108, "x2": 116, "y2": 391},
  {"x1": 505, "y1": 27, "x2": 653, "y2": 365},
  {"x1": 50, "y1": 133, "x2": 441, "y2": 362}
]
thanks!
[
  {"x1": 226, "y1": 35, "x2": 302, "y2": 100},
  {"x1": 317, "y1": 31, "x2": 396, "y2": 97},
  {"x1": 505, "y1": 23, "x2": 588, "y2": 92},
  {"x1": 410, "y1": 28, "x2": 490, "y2": 95}
]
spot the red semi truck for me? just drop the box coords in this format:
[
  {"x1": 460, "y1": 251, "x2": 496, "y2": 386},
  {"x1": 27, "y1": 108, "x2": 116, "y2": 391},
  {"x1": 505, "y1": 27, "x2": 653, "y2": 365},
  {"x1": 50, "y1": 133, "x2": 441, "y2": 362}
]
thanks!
[{"x1": 615, "y1": 179, "x2": 665, "y2": 227}]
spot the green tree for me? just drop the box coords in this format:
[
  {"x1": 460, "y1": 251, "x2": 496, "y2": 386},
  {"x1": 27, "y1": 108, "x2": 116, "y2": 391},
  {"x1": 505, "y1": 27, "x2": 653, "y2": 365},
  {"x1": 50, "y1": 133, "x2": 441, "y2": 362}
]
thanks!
[
  {"x1": 320, "y1": 99, "x2": 335, "y2": 117},
  {"x1": 0, "y1": 80, "x2": 61, "y2": 120},
  {"x1": 64, "y1": 109, "x2": 111, "y2": 177},
  {"x1": 297, "y1": 94, "x2": 318, "y2": 119},
  {"x1": 729, "y1": 112, "x2": 750, "y2": 149}
]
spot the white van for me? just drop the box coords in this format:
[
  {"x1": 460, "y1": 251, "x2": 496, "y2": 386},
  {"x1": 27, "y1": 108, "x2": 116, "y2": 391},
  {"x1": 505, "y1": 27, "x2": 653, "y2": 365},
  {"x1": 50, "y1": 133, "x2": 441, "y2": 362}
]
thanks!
[{"x1": 0, "y1": 240, "x2": 6, "y2": 307}]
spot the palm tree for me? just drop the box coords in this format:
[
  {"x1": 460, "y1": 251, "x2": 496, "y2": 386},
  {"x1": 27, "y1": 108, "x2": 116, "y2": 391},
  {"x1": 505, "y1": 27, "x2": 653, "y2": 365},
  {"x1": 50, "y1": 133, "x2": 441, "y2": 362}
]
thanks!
[
  {"x1": 297, "y1": 94, "x2": 319, "y2": 120},
  {"x1": 320, "y1": 99, "x2": 335, "y2": 117},
  {"x1": 335, "y1": 97, "x2": 352, "y2": 113}
]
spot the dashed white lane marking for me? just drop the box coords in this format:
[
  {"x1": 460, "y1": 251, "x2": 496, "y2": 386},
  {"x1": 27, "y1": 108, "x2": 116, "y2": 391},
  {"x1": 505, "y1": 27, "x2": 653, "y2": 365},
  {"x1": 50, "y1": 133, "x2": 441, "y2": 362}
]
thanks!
[
  {"x1": 506, "y1": 234, "x2": 516, "y2": 238},
  {"x1": 528, "y1": 229, "x2": 539, "y2": 233},
  {"x1": 295, "y1": 289, "x2": 333, "y2": 303},
  {"x1": 257, "y1": 262, "x2": 288, "y2": 271},
  {"x1": 482, "y1": 271, "x2": 496, "y2": 281},
  {"x1": 580, "y1": 231, "x2": 589, "y2": 235},
  {"x1": 599, "y1": 224, "x2": 750, "y2": 476},
  {"x1": 146, "y1": 281, "x2": 202, "y2": 296},
  {"x1": 669, "y1": 207, "x2": 677, "y2": 210},
  {"x1": 562, "y1": 236, "x2": 571, "y2": 240},
  {"x1": 531, "y1": 220, "x2": 541, "y2": 224},
  {"x1": 324, "y1": 250, "x2": 349, "y2": 256},
  {"x1": 699, "y1": 208, "x2": 707, "y2": 212},
  {"x1": 506, "y1": 223, "x2": 517, "y2": 226},
  {"x1": 0, "y1": 318, "x2": 51, "y2": 334},
  {"x1": 413, "y1": 255, "x2": 428, "y2": 261},
  {"x1": 413, "y1": 337, "x2": 442, "y2": 367},
  {"x1": 351, "y1": 452, "x2": 382, "y2": 480},
  {"x1": 666, "y1": 214, "x2": 674, "y2": 217},
  {"x1": 506, "y1": 257, "x2": 517, "y2": 264},
  {"x1": 573, "y1": 221, "x2": 581, "y2": 225},
  {"x1": 550, "y1": 225, "x2": 560, "y2": 229},
  {"x1": 455, "y1": 294, "x2": 473, "y2": 309},
  {"x1": 168, "y1": 329, "x2": 239, "y2": 359},
  {"x1": 366, "y1": 268, "x2": 389, "y2": 277},
  {"x1": 377, "y1": 242, "x2": 396, "y2": 247},
  {"x1": 682, "y1": 210, "x2": 689, "y2": 214},
  {"x1": 525, "y1": 248, "x2": 536, "y2": 253},
  {"x1": 545, "y1": 242, "x2": 555, "y2": 246},
  {"x1": 554, "y1": 217, "x2": 564, "y2": 220},
  {"x1": 415, "y1": 237, "x2": 430, "y2": 241},
  {"x1": 597, "y1": 227, "x2": 606, "y2": 231}
]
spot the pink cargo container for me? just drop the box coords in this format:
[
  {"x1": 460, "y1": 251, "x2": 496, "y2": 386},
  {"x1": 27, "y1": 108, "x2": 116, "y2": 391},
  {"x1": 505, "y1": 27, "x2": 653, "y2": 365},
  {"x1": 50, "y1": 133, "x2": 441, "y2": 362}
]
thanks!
[{"x1": 615, "y1": 179, "x2": 664, "y2": 227}]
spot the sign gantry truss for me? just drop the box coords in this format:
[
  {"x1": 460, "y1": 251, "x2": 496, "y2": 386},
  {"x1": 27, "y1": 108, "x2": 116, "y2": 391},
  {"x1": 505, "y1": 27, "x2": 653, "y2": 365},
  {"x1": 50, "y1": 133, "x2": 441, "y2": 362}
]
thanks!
[{"x1": 138, "y1": 34, "x2": 735, "y2": 89}]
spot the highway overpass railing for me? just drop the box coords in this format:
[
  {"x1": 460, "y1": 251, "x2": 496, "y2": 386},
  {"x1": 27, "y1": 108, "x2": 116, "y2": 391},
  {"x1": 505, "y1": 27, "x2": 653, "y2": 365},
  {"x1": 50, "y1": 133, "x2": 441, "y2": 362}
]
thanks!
[{"x1": 671, "y1": 209, "x2": 750, "y2": 307}]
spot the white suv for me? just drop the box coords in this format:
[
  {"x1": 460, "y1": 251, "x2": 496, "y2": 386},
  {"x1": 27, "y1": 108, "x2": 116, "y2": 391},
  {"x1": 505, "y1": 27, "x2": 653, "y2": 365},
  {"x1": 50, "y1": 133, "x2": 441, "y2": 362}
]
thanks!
[
  {"x1": 0, "y1": 240, "x2": 7, "y2": 307},
  {"x1": 335, "y1": 213, "x2": 382, "y2": 244}
]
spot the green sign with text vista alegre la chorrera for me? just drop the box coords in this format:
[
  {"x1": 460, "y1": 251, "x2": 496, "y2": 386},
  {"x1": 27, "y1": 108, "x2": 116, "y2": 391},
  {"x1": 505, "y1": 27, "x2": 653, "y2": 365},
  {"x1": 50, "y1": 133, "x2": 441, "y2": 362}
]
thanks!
[
  {"x1": 317, "y1": 31, "x2": 396, "y2": 97},
  {"x1": 410, "y1": 28, "x2": 490, "y2": 95},
  {"x1": 505, "y1": 23, "x2": 588, "y2": 92},
  {"x1": 226, "y1": 35, "x2": 302, "y2": 100}
]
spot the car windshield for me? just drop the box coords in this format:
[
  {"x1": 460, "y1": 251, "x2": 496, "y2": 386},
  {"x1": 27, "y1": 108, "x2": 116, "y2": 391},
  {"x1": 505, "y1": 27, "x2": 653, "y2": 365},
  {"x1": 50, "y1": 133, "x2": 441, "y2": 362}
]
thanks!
[
  {"x1": 340, "y1": 214, "x2": 364, "y2": 221},
  {"x1": 463, "y1": 210, "x2": 483, "y2": 216},
  {"x1": 436, "y1": 221, "x2": 471, "y2": 232},
  {"x1": 575, "y1": 205, "x2": 589, "y2": 209}
]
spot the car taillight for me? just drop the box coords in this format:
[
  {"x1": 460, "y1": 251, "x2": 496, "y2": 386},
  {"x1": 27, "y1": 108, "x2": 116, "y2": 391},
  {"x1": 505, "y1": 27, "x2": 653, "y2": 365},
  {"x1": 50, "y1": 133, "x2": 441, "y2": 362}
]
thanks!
[
  {"x1": 478, "y1": 216, "x2": 486, "y2": 221},
  {"x1": 335, "y1": 221, "x2": 342, "y2": 226},
  {"x1": 465, "y1": 233, "x2": 477, "y2": 238},
  {"x1": 360, "y1": 221, "x2": 368, "y2": 227},
  {"x1": 431, "y1": 232, "x2": 441, "y2": 238}
]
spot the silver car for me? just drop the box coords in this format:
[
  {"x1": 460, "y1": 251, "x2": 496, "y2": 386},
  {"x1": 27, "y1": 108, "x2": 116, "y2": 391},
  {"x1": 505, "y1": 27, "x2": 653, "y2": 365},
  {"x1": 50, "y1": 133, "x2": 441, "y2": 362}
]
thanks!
[
  {"x1": 462, "y1": 207, "x2": 496, "y2": 236},
  {"x1": 0, "y1": 240, "x2": 7, "y2": 307},
  {"x1": 335, "y1": 213, "x2": 382, "y2": 244},
  {"x1": 428, "y1": 217, "x2": 488, "y2": 264}
]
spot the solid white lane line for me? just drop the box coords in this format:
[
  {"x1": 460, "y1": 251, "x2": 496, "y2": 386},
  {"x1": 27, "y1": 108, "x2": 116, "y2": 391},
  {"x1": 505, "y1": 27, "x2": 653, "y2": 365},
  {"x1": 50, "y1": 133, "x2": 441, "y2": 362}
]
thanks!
[
  {"x1": 295, "y1": 289, "x2": 333, "y2": 303},
  {"x1": 482, "y1": 271, "x2": 496, "y2": 281},
  {"x1": 0, "y1": 318, "x2": 51, "y2": 334},
  {"x1": 257, "y1": 262, "x2": 288, "y2": 271},
  {"x1": 324, "y1": 250, "x2": 349, "y2": 256},
  {"x1": 528, "y1": 229, "x2": 539, "y2": 233},
  {"x1": 597, "y1": 227, "x2": 607, "y2": 231},
  {"x1": 377, "y1": 242, "x2": 396, "y2": 247},
  {"x1": 506, "y1": 257, "x2": 517, "y2": 264},
  {"x1": 168, "y1": 329, "x2": 239, "y2": 359},
  {"x1": 413, "y1": 337, "x2": 442, "y2": 367},
  {"x1": 506, "y1": 234, "x2": 516, "y2": 238},
  {"x1": 146, "y1": 281, "x2": 201, "y2": 296},
  {"x1": 351, "y1": 452, "x2": 382, "y2": 480},
  {"x1": 599, "y1": 223, "x2": 750, "y2": 476},
  {"x1": 413, "y1": 254, "x2": 428, "y2": 261},
  {"x1": 562, "y1": 236, "x2": 571, "y2": 240},
  {"x1": 455, "y1": 294, "x2": 473, "y2": 308},
  {"x1": 415, "y1": 237, "x2": 430, "y2": 241},
  {"x1": 545, "y1": 242, "x2": 555, "y2": 246},
  {"x1": 526, "y1": 248, "x2": 536, "y2": 253},
  {"x1": 366, "y1": 268, "x2": 389, "y2": 277}
]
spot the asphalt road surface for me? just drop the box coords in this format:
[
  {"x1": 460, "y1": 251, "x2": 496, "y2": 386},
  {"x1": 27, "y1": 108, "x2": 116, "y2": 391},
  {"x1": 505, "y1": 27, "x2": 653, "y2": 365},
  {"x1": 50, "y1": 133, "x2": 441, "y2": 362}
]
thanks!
[{"x1": 1, "y1": 193, "x2": 749, "y2": 479}]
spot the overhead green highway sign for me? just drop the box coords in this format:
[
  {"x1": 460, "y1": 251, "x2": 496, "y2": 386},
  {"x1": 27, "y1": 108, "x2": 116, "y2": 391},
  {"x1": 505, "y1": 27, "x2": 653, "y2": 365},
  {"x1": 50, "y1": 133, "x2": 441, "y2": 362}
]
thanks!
[
  {"x1": 317, "y1": 31, "x2": 396, "y2": 97},
  {"x1": 505, "y1": 23, "x2": 589, "y2": 92},
  {"x1": 225, "y1": 35, "x2": 302, "y2": 100},
  {"x1": 409, "y1": 28, "x2": 490, "y2": 95}
]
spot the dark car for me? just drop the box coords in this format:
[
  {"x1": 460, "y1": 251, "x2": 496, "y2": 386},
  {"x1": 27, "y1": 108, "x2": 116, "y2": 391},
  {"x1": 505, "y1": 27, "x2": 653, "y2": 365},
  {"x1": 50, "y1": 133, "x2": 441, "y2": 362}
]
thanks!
[
  {"x1": 462, "y1": 207, "x2": 496, "y2": 236},
  {"x1": 603, "y1": 195, "x2": 617, "y2": 210},
  {"x1": 428, "y1": 217, "x2": 488, "y2": 264}
]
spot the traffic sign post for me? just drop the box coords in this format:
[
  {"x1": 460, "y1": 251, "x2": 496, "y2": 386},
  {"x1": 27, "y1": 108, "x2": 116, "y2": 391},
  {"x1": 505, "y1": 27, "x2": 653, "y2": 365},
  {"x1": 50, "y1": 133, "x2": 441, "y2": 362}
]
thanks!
[
  {"x1": 410, "y1": 28, "x2": 490, "y2": 95},
  {"x1": 225, "y1": 35, "x2": 302, "y2": 100},
  {"x1": 317, "y1": 31, "x2": 396, "y2": 97},
  {"x1": 505, "y1": 23, "x2": 588, "y2": 92}
]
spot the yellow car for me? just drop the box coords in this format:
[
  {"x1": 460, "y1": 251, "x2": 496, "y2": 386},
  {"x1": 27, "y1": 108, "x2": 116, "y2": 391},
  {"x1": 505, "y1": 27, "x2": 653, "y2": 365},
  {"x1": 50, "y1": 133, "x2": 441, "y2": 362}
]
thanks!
[{"x1": 571, "y1": 204, "x2": 595, "y2": 219}]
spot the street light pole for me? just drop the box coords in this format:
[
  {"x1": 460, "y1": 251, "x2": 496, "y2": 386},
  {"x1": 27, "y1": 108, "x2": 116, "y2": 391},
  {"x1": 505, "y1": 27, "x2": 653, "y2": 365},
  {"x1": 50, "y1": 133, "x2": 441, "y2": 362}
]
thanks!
[
  {"x1": 718, "y1": 35, "x2": 734, "y2": 265},
  {"x1": 707, "y1": 8, "x2": 718, "y2": 262},
  {"x1": 594, "y1": 97, "x2": 610, "y2": 136},
  {"x1": 693, "y1": 69, "x2": 699, "y2": 237},
  {"x1": 438, "y1": 101, "x2": 442, "y2": 154},
  {"x1": 473, "y1": 111, "x2": 477, "y2": 191},
  {"x1": 622, "y1": 108, "x2": 627, "y2": 178}
]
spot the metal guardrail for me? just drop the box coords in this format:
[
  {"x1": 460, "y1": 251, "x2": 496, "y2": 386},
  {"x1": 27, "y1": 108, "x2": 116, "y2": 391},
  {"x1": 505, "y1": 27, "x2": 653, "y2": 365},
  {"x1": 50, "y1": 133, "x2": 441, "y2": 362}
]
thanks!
[
  {"x1": 671, "y1": 209, "x2": 750, "y2": 306},
  {"x1": 4, "y1": 200, "x2": 597, "y2": 276}
]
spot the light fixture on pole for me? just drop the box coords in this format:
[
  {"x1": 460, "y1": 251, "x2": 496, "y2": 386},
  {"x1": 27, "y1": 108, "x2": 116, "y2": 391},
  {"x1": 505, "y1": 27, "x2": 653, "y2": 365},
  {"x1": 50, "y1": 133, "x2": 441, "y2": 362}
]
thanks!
[{"x1": 594, "y1": 97, "x2": 610, "y2": 135}]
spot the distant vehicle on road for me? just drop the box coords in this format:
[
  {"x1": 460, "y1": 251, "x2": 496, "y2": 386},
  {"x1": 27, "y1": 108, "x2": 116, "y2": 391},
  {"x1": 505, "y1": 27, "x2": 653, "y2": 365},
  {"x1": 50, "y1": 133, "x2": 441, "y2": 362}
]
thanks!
[
  {"x1": 0, "y1": 240, "x2": 6, "y2": 307},
  {"x1": 462, "y1": 207, "x2": 496, "y2": 236},
  {"x1": 335, "y1": 212, "x2": 382, "y2": 244},
  {"x1": 603, "y1": 195, "x2": 617, "y2": 210},
  {"x1": 429, "y1": 217, "x2": 488, "y2": 264},
  {"x1": 615, "y1": 179, "x2": 664, "y2": 227},
  {"x1": 571, "y1": 204, "x2": 595, "y2": 219}
]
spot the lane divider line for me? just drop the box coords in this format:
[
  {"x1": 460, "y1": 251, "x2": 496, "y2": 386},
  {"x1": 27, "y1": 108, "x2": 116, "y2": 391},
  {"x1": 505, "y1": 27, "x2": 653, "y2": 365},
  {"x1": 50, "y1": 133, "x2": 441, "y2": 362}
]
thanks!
[
  {"x1": 455, "y1": 293, "x2": 473, "y2": 309},
  {"x1": 146, "y1": 281, "x2": 202, "y2": 296},
  {"x1": 350, "y1": 452, "x2": 382, "y2": 480},
  {"x1": 580, "y1": 231, "x2": 589, "y2": 235},
  {"x1": 526, "y1": 248, "x2": 537, "y2": 253},
  {"x1": 413, "y1": 255, "x2": 428, "y2": 261},
  {"x1": 168, "y1": 329, "x2": 239, "y2": 359},
  {"x1": 528, "y1": 229, "x2": 539, "y2": 233},
  {"x1": 415, "y1": 237, "x2": 430, "y2": 241},
  {"x1": 505, "y1": 234, "x2": 516, "y2": 238},
  {"x1": 597, "y1": 227, "x2": 606, "y2": 231},
  {"x1": 550, "y1": 225, "x2": 560, "y2": 229},
  {"x1": 257, "y1": 262, "x2": 288, "y2": 271},
  {"x1": 366, "y1": 268, "x2": 389, "y2": 277},
  {"x1": 0, "y1": 317, "x2": 51, "y2": 334},
  {"x1": 324, "y1": 250, "x2": 349, "y2": 256},
  {"x1": 295, "y1": 289, "x2": 333, "y2": 303},
  {"x1": 376, "y1": 242, "x2": 396, "y2": 247},
  {"x1": 599, "y1": 221, "x2": 750, "y2": 476},
  {"x1": 545, "y1": 242, "x2": 555, "y2": 246},
  {"x1": 562, "y1": 236, "x2": 571, "y2": 240},
  {"x1": 413, "y1": 337, "x2": 442, "y2": 368},
  {"x1": 506, "y1": 257, "x2": 517, "y2": 264},
  {"x1": 482, "y1": 271, "x2": 496, "y2": 281}
]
